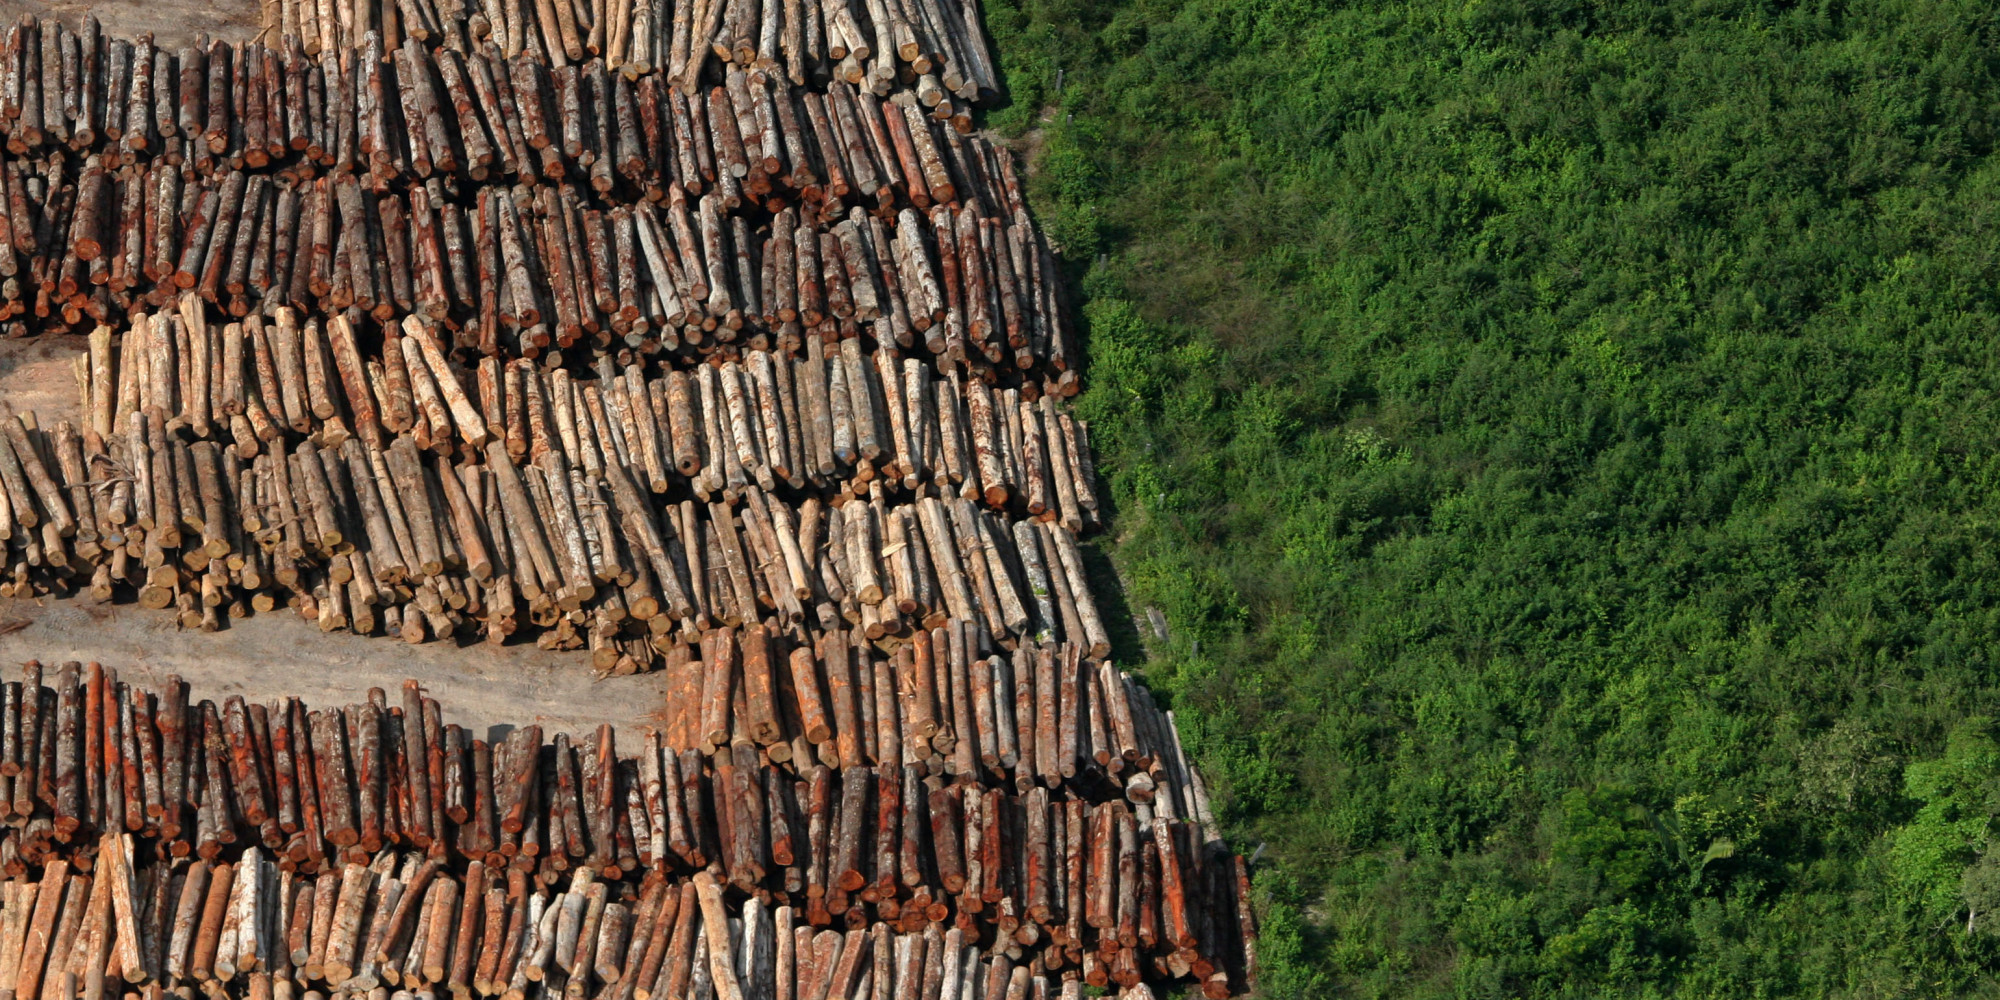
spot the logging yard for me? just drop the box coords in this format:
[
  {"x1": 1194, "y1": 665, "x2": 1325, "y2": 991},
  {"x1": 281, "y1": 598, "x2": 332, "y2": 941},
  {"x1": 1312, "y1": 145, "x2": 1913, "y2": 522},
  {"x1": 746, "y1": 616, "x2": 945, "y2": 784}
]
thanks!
[
  {"x1": 0, "y1": 0, "x2": 1269, "y2": 997},
  {"x1": 0, "y1": 322, "x2": 670, "y2": 738}
]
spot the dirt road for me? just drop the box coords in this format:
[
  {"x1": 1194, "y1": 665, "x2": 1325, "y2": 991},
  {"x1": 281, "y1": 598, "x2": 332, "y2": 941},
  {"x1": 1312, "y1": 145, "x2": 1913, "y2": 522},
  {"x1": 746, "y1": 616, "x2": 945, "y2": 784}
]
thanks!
[
  {"x1": 0, "y1": 0, "x2": 261, "y2": 48},
  {"x1": 0, "y1": 593, "x2": 672, "y2": 740}
]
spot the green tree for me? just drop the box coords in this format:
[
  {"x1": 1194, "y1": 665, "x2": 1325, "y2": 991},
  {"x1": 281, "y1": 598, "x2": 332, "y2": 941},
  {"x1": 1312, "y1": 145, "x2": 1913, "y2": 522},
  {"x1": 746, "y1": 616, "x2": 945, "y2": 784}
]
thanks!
[
  {"x1": 984, "y1": 0, "x2": 2000, "y2": 993},
  {"x1": 1796, "y1": 719, "x2": 1901, "y2": 820},
  {"x1": 1891, "y1": 722, "x2": 2000, "y2": 925}
]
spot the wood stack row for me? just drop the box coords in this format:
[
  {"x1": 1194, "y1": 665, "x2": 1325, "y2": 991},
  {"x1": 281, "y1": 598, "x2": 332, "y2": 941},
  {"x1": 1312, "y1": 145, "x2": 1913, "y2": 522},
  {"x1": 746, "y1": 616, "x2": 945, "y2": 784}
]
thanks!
[
  {"x1": 3, "y1": 161, "x2": 1065, "y2": 377},
  {"x1": 3, "y1": 0, "x2": 992, "y2": 176},
  {"x1": 652, "y1": 622, "x2": 1190, "y2": 803},
  {"x1": 83, "y1": 304, "x2": 1097, "y2": 520},
  {"x1": 0, "y1": 27, "x2": 987, "y2": 200},
  {"x1": 12, "y1": 299, "x2": 1102, "y2": 657},
  {"x1": 0, "y1": 416, "x2": 1090, "y2": 662},
  {"x1": 0, "y1": 665, "x2": 1254, "y2": 997},
  {"x1": 0, "y1": 21, "x2": 1072, "y2": 380},
  {"x1": 0, "y1": 417, "x2": 1105, "y2": 661},
  {"x1": 258, "y1": 0, "x2": 1001, "y2": 102}
]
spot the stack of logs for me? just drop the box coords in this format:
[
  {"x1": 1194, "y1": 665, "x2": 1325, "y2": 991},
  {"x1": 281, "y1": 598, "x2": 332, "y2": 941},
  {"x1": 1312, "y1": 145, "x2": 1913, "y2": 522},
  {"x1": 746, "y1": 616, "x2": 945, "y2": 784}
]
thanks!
[
  {"x1": 0, "y1": 26, "x2": 992, "y2": 187},
  {"x1": 0, "y1": 12, "x2": 1258, "y2": 998},
  {"x1": 0, "y1": 665, "x2": 1253, "y2": 999},
  {"x1": 84, "y1": 304, "x2": 1097, "y2": 517},
  {"x1": 0, "y1": 162, "x2": 1067, "y2": 374},
  {"x1": 257, "y1": 0, "x2": 1004, "y2": 101},
  {"x1": 0, "y1": 21, "x2": 1073, "y2": 385},
  {"x1": 5, "y1": 298, "x2": 1105, "y2": 663},
  {"x1": 0, "y1": 7, "x2": 1088, "y2": 650}
]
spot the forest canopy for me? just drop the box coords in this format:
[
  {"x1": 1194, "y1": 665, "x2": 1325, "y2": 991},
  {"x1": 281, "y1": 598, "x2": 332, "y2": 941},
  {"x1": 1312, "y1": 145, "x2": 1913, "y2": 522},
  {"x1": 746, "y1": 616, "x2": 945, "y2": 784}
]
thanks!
[{"x1": 982, "y1": 0, "x2": 2000, "y2": 994}]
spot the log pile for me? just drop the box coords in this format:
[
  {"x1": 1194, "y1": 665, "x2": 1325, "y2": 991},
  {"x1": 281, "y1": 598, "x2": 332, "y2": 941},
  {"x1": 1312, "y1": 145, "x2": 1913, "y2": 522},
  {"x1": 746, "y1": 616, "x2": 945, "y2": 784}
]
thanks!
[
  {"x1": 83, "y1": 304, "x2": 1097, "y2": 518},
  {"x1": 0, "y1": 666, "x2": 1253, "y2": 998},
  {"x1": 0, "y1": 27, "x2": 990, "y2": 186},
  {"x1": 0, "y1": 19, "x2": 1073, "y2": 384},
  {"x1": 251, "y1": 0, "x2": 1003, "y2": 100},
  {"x1": 0, "y1": 299, "x2": 1101, "y2": 659},
  {"x1": 0, "y1": 12, "x2": 1258, "y2": 998},
  {"x1": 0, "y1": 107, "x2": 1066, "y2": 374},
  {"x1": 0, "y1": 7, "x2": 1089, "y2": 657}
]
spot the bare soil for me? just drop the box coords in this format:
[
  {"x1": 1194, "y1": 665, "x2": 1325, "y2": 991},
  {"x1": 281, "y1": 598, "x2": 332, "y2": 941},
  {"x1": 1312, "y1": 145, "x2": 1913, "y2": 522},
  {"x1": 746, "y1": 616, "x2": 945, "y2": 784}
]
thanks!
[
  {"x1": 0, "y1": 0, "x2": 262, "y2": 48},
  {"x1": 0, "y1": 331, "x2": 89, "y2": 427},
  {"x1": 0, "y1": 595, "x2": 672, "y2": 740}
]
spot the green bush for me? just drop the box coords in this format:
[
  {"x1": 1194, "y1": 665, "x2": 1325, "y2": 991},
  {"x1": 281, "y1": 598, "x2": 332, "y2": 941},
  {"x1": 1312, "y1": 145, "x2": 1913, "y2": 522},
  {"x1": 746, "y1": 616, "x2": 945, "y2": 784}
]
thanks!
[{"x1": 988, "y1": 0, "x2": 2000, "y2": 994}]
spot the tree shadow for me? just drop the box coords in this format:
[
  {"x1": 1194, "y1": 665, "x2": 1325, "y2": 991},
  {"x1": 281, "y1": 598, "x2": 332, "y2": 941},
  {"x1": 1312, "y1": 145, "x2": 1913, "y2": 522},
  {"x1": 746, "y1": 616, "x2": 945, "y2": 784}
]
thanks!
[
  {"x1": 1080, "y1": 534, "x2": 1150, "y2": 667},
  {"x1": 964, "y1": 0, "x2": 1019, "y2": 130}
]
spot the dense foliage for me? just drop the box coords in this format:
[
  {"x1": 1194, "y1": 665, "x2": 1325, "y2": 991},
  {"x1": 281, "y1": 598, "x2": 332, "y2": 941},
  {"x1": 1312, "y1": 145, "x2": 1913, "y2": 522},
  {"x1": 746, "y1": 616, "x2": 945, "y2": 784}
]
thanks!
[{"x1": 978, "y1": 0, "x2": 2000, "y2": 994}]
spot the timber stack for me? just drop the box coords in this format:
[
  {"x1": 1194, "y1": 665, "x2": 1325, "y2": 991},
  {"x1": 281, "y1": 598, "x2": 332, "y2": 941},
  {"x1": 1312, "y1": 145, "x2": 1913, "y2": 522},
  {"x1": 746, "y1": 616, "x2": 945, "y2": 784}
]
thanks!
[
  {"x1": 0, "y1": 5, "x2": 1254, "y2": 997},
  {"x1": 0, "y1": 665, "x2": 1252, "y2": 999},
  {"x1": 0, "y1": 13, "x2": 1074, "y2": 388},
  {"x1": 78, "y1": 303, "x2": 1097, "y2": 521},
  {"x1": 0, "y1": 296, "x2": 1105, "y2": 663}
]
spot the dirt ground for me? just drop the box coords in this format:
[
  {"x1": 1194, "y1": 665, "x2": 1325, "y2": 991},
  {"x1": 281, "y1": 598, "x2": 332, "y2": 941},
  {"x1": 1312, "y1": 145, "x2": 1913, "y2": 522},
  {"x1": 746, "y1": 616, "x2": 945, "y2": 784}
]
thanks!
[
  {"x1": 0, "y1": 0, "x2": 261, "y2": 48},
  {"x1": 0, "y1": 330, "x2": 670, "y2": 740},
  {"x1": 0, "y1": 594, "x2": 672, "y2": 740},
  {"x1": 0, "y1": 331, "x2": 88, "y2": 427}
]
